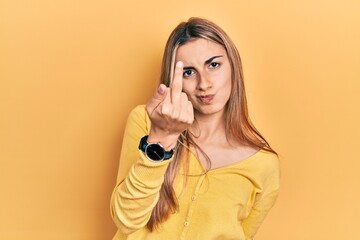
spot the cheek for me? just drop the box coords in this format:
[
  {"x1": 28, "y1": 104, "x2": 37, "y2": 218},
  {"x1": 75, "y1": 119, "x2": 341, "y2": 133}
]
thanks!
[
  {"x1": 226, "y1": 79, "x2": 232, "y2": 97},
  {"x1": 182, "y1": 81, "x2": 194, "y2": 96},
  {"x1": 215, "y1": 71, "x2": 231, "y2": 89},
  {"x1": 223, "y1": 67, "x2": 232, "y2": 91},
  {"x1": 219, "y1": 72, "x2": 232, "y2": 99}
]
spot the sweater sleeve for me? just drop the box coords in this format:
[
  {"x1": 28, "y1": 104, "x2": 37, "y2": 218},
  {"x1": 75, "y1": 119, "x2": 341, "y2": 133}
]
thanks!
[
  {"x1": 241, "y1": 153, "x2": 280, "y2": 239},
  {"x1": 110, "y1": 105, "x2": 173, "y2": 235},
  {"x1": 242, "y1": 189, "x2": 279, "y2": 239}
]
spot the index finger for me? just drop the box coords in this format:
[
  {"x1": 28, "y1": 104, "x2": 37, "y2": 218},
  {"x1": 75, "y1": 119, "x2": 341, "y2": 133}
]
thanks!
[{"x1": 170, "y1": 61, "x2": 184, "y2": 103}]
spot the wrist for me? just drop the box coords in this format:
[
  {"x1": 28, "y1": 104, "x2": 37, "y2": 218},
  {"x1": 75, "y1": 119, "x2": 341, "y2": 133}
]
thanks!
[
  {"x1": 148, "y1": 128, "x2": 179, "y2": 151},
  {"x1": 139, "y1": 135, "x2": 175, "y2": 161}
]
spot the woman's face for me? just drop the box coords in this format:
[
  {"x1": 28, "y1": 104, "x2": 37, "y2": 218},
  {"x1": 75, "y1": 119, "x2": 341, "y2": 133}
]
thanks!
[{"x1": 175, "y1": 38, "x2": 232, "y2": 118}]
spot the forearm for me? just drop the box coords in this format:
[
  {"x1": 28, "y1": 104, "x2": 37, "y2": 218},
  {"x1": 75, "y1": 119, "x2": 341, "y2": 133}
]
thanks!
[{"x1": 110, "y1": 151, "x2": 172, "y2": 235}]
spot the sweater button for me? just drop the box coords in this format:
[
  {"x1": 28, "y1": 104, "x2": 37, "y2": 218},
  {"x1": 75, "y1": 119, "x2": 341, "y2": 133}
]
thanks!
[
  {"x1": 184, "y1": 221, "x2": 189, "y2": 227},
  {"x1": 191, "y1": 195, "x2": 197, "y2": 201}
]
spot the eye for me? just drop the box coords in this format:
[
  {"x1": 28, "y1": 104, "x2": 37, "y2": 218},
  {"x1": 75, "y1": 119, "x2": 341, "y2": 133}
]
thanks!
[
  {"x1": 183, "y1": 69, "x2": 195, "y2": 78},
  {"x1": 209, "y1": 62, "x2": 220, "y2": 69}
]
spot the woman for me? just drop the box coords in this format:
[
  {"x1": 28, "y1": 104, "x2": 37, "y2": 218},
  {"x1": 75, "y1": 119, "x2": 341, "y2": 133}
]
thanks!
[{"x1": 111, "y1": 17, "x2": 280, "y2": 240}]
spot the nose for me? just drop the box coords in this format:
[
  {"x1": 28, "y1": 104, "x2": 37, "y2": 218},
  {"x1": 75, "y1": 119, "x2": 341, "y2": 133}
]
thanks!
[{"x1": 197, "y1": 73, "x2": 212, "y2": 91}]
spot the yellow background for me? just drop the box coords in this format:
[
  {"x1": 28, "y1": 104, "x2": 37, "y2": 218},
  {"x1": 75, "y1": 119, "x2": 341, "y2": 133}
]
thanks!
[{"x1": 1, "y1": 0, "x2": 359, "y2": 239}]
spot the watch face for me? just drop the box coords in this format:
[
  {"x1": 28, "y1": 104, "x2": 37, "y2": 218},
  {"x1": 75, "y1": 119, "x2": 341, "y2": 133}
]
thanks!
[{"x1": 145, "y1": 143, "x2": 165, "y2": 161}]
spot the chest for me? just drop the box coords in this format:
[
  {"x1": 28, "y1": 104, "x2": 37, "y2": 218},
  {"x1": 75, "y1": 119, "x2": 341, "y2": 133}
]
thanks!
[{"x1": 194, "y1": 144, "x2": 258, "y2": 170}]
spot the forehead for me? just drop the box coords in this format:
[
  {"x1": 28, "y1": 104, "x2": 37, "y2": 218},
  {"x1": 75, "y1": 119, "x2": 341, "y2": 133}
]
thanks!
[{"x1": 176, "y1": 38, "x2": 227, "y2": 62}]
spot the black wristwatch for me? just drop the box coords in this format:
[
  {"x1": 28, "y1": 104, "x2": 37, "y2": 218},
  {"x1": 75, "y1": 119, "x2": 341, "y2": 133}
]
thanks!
[{"x1": 138, "y1": 135, "x2": 174, "y2": 161}]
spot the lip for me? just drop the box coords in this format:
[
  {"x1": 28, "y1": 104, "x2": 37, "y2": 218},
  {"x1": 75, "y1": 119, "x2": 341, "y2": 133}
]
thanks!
[{"x1": 197, "y1": 94, "x2": 214, "y2": 104}]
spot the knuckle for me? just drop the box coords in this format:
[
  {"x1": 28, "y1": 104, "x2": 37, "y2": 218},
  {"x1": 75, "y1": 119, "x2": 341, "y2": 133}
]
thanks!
[
  {"x1": 181, "y1": 92, "x2": 188, "y2": 100},
  {"x1": 173, "y1": 110, "x2": 181, "y2": 120},
  {"x1": 161, "y1": 105, "x2": 170, "y2": 115},
  {"x1": 187, "y1": 101, "x2": 193, "y2": 109}
]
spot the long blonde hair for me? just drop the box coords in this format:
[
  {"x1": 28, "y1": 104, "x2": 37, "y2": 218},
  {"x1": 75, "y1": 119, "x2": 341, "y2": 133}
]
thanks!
[{"x1": 147, "y1": 17, "x2": 277, "y2": 231}]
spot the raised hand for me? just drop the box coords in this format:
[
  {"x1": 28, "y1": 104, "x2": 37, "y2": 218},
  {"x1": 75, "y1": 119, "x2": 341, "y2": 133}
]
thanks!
[{"x1": 146, "y1": 61, "x2": 194, "y2": 150}]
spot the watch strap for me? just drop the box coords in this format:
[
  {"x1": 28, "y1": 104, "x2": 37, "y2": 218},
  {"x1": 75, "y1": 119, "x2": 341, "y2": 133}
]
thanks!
[{"x1": 138, "y1": 135, "x2": 174, "y2": 161}]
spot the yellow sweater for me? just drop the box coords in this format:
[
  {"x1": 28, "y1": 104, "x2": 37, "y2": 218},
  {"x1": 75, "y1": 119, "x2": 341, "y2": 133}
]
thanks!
[{"x1": 111, "y1": 105, "x2": 280, "y2": 240}]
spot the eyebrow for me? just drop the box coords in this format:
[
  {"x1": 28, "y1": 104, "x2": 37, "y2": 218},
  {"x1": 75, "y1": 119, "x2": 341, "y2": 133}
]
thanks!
[
  {"x1": 204, "y1": 55, "x2": 223, "y2": 64},
  {"x1": 183, "y1": 55, "x2": 224, "y2": 71}
]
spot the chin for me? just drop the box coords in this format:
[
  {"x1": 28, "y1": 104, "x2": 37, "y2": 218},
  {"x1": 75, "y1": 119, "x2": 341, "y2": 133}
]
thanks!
[{"x1": 194, "y1": 104, "x2": 226, "y2": 116}]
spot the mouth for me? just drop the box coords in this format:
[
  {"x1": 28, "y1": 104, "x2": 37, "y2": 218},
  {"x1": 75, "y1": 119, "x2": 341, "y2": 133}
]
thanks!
[{"x1": 197, "y1": 95, "x2": 214, "y2": 104}]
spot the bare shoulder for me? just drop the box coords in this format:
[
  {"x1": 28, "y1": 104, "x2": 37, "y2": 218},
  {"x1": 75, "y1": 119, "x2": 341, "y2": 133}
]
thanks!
[{"x1": 239, "y1": 145, "x2": 261, "y2": 159}]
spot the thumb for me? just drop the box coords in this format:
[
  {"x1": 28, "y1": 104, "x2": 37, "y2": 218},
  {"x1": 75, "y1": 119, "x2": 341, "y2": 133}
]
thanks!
[{"x1": 147, "y1": 84, "x2": 168, "y2": 110}]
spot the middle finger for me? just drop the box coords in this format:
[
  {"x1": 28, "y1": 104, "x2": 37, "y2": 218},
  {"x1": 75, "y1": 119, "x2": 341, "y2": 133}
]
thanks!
[{"x1": 170, "y1": 61, "x2": 184, "y2": 104}]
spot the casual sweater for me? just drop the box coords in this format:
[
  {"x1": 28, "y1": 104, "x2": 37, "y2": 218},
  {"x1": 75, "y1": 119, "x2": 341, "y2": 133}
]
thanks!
[{"x1": 110, "y1": 105, "x2": 280, "y2": 240}]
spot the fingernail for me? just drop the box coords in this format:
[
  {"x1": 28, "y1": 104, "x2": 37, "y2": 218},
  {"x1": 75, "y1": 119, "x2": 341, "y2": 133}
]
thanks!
[
  {"x1": 158, "y1": 85, "x2": 165, "y2": 94},
  {"x1": 176, "y1": 61, "x2": 183, "y2": 68}
]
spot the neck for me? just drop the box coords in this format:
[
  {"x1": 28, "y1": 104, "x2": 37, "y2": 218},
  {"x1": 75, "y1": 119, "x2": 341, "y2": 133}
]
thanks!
[{"x1": 190, "y1": 110, "x2": 227, "y2": 142}]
